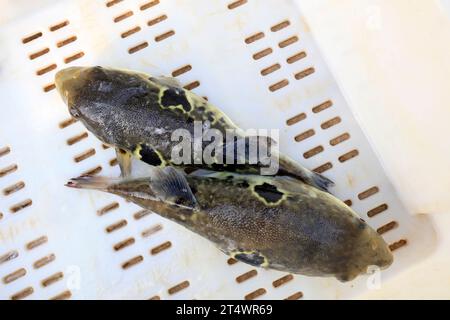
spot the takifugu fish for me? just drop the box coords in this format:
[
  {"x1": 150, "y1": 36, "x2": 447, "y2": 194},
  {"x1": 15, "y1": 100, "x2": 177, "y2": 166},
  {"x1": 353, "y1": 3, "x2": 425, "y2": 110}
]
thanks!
[
  {"x1": 66, "y1": 167, "x2": 393, "y2": 282},
  {"x1": 55, "y1": 66, "x2": 333, "y2": 192}
]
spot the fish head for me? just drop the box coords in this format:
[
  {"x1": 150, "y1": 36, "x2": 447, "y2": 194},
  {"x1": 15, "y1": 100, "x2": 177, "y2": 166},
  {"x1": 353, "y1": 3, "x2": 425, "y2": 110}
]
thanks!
[
  {"x1": 338, "y1": 220, "x2": 394, "y2": 282},
  {"x1": 55, "y1": 66, "x2": 159, "y2": 145}
]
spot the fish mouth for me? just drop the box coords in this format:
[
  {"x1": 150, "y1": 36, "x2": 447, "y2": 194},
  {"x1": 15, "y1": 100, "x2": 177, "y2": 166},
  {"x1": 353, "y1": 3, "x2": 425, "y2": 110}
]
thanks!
[{"x1": 55, "y1": 66, "x2": 88, "y2": 111}]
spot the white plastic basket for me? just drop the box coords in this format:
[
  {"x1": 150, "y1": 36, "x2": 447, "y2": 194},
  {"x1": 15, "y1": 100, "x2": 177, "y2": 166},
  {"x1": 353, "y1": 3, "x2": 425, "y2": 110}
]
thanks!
[{"x1": 0, "y1": 0, "x2": 439, "y2": 300}]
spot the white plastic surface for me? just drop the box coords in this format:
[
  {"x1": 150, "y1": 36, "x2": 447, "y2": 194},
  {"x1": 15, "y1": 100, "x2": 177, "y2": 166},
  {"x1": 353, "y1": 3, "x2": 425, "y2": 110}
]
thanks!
[{"x1": 0, "y1": 0, "x2": 438, "y2": 300}]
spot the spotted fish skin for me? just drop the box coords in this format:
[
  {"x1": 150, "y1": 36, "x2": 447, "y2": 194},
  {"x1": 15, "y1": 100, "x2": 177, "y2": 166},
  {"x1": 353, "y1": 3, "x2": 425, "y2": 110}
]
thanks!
[
  {"x1": 67, "y1": 170, "x2": 393, "y2": 282},
  {"x1": 55, "y1": 66, "x2": 333, "y2": 191}
]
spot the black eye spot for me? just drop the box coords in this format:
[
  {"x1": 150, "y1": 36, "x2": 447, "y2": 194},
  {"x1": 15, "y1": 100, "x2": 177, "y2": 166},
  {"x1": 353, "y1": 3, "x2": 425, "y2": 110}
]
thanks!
[
  {"x1": 234, "y1": 251, "x2": 265, "y2": 267},
  {"x1": 139, "y1": 145, "x2": 163, "y2": 166},
  {"x1": 161, "y1": 88, "x2": 192, "y2": 112},
  {"x1": 254, "y1": 182, "x2": 283, "y2": 203}
]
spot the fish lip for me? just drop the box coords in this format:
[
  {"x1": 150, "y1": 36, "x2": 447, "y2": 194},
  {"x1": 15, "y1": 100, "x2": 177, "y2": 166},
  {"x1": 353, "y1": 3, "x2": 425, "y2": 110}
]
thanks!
[{"x1": 55, "y1": 66, "x2": 85, "y2": 105}]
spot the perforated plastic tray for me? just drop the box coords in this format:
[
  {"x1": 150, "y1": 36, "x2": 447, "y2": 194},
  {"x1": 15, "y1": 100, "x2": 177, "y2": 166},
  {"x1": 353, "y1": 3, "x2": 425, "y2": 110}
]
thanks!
[{"x1": 0, "y1": 0, "x2": 436, "y2": 300}]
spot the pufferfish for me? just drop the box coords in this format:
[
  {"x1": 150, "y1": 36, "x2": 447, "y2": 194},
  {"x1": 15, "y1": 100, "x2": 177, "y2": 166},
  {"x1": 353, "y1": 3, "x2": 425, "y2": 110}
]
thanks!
[
  {"x1": 55, "y1": 66, "x2": 333, "y2": 192},
  {"x1": 66, "y1": 166, "x2": 393, "y2": 282}
]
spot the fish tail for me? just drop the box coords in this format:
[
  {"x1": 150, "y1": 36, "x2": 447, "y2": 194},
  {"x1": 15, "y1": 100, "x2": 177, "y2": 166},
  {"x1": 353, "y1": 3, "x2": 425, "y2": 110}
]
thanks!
[{"x1": 65, "y1": 175, "x2": 121, "y2": 191}]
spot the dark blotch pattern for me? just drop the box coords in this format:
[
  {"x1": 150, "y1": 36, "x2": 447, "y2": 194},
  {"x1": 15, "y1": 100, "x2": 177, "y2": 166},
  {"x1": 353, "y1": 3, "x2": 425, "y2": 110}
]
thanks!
[
  {"x1": 139, "y1": 144, "x2": 163, "y2": 166},
  {"x1": 253, "y1": 182, "x2": 283, "y2": 203},
  {"x1": 234, "y1": 251, "x2": 265, "y2": 267},
  {"x1": 160, "y1": 88, "x2": 191, "y2": 112}
]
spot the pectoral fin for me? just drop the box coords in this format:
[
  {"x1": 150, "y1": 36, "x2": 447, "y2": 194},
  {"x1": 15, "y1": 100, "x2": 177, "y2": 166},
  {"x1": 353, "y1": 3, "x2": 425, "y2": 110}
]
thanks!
[
  {"x1": 116, "y1": 148, "x2": 133, "y2": 178},
  {"x1": 152, "y1": 76, "x2": 182, "y2": 88},
  {"x1": 150, "y1": 167, "x2": 198, "y2": 210},
  {"x1": 278, "y1": 156, "x2": 334, "y2": 193}
]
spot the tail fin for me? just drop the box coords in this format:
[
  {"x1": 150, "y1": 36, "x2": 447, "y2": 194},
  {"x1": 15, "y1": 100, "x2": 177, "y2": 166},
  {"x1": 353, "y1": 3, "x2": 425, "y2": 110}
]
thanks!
[{"x1": 65, "y1": 176, "x2": 121, "y2": 191}]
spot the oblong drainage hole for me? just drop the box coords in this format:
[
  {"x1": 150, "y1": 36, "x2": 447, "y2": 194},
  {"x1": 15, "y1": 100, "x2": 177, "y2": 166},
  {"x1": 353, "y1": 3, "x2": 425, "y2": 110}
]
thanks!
[
  {"x1": 389, "y1": 239, "x2": 407, "y2": 252},
  {"x1": 287, "y1": 51, "x2": 307, "y2": 64},
  {"x1": 313, "y1": 162, "x2": 333, "y2": 174},
  {"x1": 109, "y1": 158, "x2": 118, "y2": 166},
  {"x1": 64, "y1": 52, "x2": 84, "y2": 64},
  {"x1": 49, "y1": 20, "x2": 69, "y2": 32},
  {"x1": 321, "y1": 116, "x2": 341, "y2": 129},
  {"x1": 3, "y1": 181, "x2": 25, "y2": 196},
  {"x1": 50, "y1": 290, "x2": 72, "y2": 300},
  {"x1": 41, "y1": 271, "x2": 64, "y2": 287},
  {"x1": 33, "y1": 254, "x2": 56, "y2": 269},
  {"x1": 10, "y1": 199, "x2": 32, "y2": 213},
  {"x1": 106, "y1": 0, "x2": 123, "y2": 7},
  {"x1": 269, "y1": 79, "x2": 289, "y2": 92},
  {"x1": 81, "y1": 166, "x2": 102, "y2": 176},
  {"x1": 140, "y1": 0, "x2": 159, "y2": 11},
  {"x1": 113, "y1": 237, "x2": 135, "y2": 251},
  {"x1": 43, "y1": 83, "x2": 56, "y2": 92},
  {"x1": 106, "y1": 219, "x2": 127, "y2": 233},
  {"x1": 142, "y1": 224, "x2": 163, "y2": 238},
  {"x1": 245, "y1": 288, "x2": 266, "y2": 300},
  {"x1": 150, "y1": 241, "x2": 172, "y2": 255},
  {"x1": 294, "y1": 129, "x2": 315, "y2": 142},
  {"x1": 97, "y1": 202, "x2": 119, "y2": 216},
  {"x1": 155, "y1": 30, "x2": 175, "y2": 42},
  {"x1": 121, "y1": 26, "x2": 141, "y2": 38},
  {"x1": 245, "y1": 32, "x2": 264, "y2": 44},
  {"x1": 148, "y1": 14, "x2": 167, "y2": 26},
  {"x1": 22, "y1": 32, "x2": 42, "y2": 44},
  {"x1": 172, "y1": 65, "x2": 192, "y2": 77},
  {"x1": 313, "y1": 100, "x2": 333, "y2": 113},
  {"x1": 286, "y1": 112, "x2": 306, "y2": 126},
  {"x1": 367, "y1": 203, "x2": 388, "y2": 217},
  {"x1": 279, "y1": 36, "x2": 298, "y2": 48},
  {"x1": 36, "y1": 64, "x2": 57, "y2": 76},
  {"x1": 184, "y1": 81, "x2": 200, "y2": 90},
  {"x1": 0, "y1": 250, "x2": 19, "y2": 265},
  {"x1": 303, "y1": 145, "x2": 324, "y2": 159},
  {"x1": 295, "y1": 67, "x2": 315, "y2": 80},
  {"x1": 271, "y1": 20, "x2": 290, "y2": 32},
  {"x1": 227, "y1": 258, "x2": 238, "y2": 265},
  {"x1": 236, "y1": 269, "x2": 257, "y2": 283},
  {"x1": 29, "y1": 48, "x2": 50, "y2": 60},
  {"x1": 330, "y1": 132, "x2": 350, "y2": 146},
  {"x1": 168, "y1": 280, "x2": 189, "y2": 295},
  {"x1": 377, "y1": 221, "x2": 398, "y2": 235},
  {"x1": 344, "y1": 199, "x2": 353, "y2": 207},
  {"x1": 3, "y1": 268, "x2": 27, "y2": 284},
  {"x1": 74, "y1": 148, "x2": 95, "y2": 163},
  {"x1": 57, "y1": 36, "x2": 77, "y2": 48},
  {"x1": 358, "y1": 186, "x2": 379, "y2": 200},
  {"x1": 285, "y1": 291, "x2": 303, "y2": 300},
  {"x1": 11, "y1": 287, "x2": 34, "y2": 300},
  {"x1": 0, "y1": 164, "x2": 18, "y2": 178},
  {"x1": 26, "y1": 235, "x2": 48, "y2": 250},
  {"x1": 339, "y1": 149, "x2": 359, "y2": 163},
  {"x1": 272, "y1": 274, "x2": 293, "y2": 288},
  {"x1": 128, "y1": 42, "x2": 148, "y2": 54},
  {"x1": 253, "y1": 47, "x2": 272, "y2": 60},
  {"x1": 0, "y1": 146, "x2": 10, "y2": 158},
  {"x1": 149, "y1": 295, "x2": 160, "y2": 300},
  {"x1": 261, "y1": 63, "x2": 281, "y2": 76},
  {"x1": 114, "y1": 11, "x2": 133, "y2": 23},
  {"x1": 59, "y1": 117, "x2": 77, "y2": 129},
  {"x1": 67, "y1": 132, "x2": 88, "y2": 145},
  {"x1": 228, "y1": 0, "x2": 247, "y2": 10},
  {"x1": 121, "y1": 255, "x2": 143, "y2": 269},
  {"x1": 134, "y1": 209, "x2": 152, "y2": 220}
]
